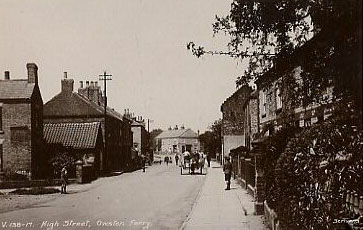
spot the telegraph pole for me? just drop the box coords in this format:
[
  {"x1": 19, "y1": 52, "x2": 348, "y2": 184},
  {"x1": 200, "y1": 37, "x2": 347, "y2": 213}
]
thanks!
[{"x1": 99, "y1": 71, "x2": 112, "y2": 171}]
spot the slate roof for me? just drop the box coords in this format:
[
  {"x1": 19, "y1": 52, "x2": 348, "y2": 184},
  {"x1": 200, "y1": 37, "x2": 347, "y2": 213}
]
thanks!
[
  {"x1": 156, "y1": 128, "x2": 198, "y2": 139},
  {"x1": 0, "y1": 80, "x2": 35, "y2": 99},
  {"x1": 44, "y1": 122, "x2": 101, "y2": 149}
]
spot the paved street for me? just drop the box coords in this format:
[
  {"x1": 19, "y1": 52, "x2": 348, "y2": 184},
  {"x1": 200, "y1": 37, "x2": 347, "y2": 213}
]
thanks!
[
  {"x1": 0, "y1": 164, "x2": 205, "y2": 230},
  {"x1": 0, "y1": 162, "x2": 266, "y2": 230},
  {"x1": 182, "y1": 161, "x2": 266, "y2": 230}
]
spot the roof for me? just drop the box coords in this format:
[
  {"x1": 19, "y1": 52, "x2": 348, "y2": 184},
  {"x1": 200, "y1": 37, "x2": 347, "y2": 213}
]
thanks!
[
  {"x1": 44, "y1": 91, "x2": 122, "y2": 120},
  {"x1": 156, "y1": 128, "x2": 198, "y2": 139},
  {"x1": 0, "y1": 80, "x2": 35, "y2": 100},
  {"x1": 44, "y1": 122, "x2": 101, "y2": 149}
]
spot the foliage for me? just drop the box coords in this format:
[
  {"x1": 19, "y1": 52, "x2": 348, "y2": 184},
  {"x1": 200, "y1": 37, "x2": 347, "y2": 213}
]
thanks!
[
  {"x1": 149, "y1": 128, "x2": 163, "y2": 151},
  {"x1": 270, "y1": 101, "x2": 362, "y2": 229},
  {"x1": 187, "y1": 0, "x2": 361, "y2": 108},
  {"x1": 199, "y1": 119, "x2": 222, "y2": 157}
]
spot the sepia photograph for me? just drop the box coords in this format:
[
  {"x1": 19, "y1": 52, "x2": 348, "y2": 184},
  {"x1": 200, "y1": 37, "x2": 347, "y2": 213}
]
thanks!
[{"x1": 0, "y1": 0, "x2": 362, "y2": 229}]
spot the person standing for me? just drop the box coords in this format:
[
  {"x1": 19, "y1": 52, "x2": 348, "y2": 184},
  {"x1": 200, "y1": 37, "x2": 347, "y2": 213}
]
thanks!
[
  {"x1": 175, "y1": 154, "x2": 179, "y2": 165},
  {"x1": 223, "y1": 157, "x2": 232, "y2": 190},
  {"x1": 141, "y1": 155, "x2": 146, "y2": 172},
  {"x1": 60, "y1": 166, "x2": 68, "y2": 194}
]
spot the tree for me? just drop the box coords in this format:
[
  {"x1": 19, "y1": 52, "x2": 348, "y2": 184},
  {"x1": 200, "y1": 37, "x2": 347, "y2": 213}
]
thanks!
[
  {"x1": 187, "y1": 0, "x2": 361, "y2": 108},
  {"x1": 199, "y1": 119, "x2": 222, "y2": 157},
  {"x1": 148, "y1": 128, "x2": 163, "y2": 152}
]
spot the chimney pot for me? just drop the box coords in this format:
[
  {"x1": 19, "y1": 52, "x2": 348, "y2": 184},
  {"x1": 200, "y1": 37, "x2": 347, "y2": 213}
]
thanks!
[
  {"x1": 4, "y1": 71, "x2": 10, "y2": 80},
  {"x1": 26, "y1": 63, "x2": 38, "y2": 84}
]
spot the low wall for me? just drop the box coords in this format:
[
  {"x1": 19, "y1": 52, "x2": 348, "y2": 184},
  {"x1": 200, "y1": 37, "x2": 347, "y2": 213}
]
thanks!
[
  {"x1": 264, "y1": 201, "x2": 282, "y2": 230},
  {"x1": 0, "y1": 179, "x2": 76, "y2": 189}
]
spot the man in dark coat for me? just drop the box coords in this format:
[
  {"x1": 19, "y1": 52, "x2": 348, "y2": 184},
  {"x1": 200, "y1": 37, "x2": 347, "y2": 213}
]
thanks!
[
  {"x1": 60, "y1": 166, "x2": 68, "y2": 194},
  {"x1": 223, "y1": 157, "x2": 232, "y2": 190}
]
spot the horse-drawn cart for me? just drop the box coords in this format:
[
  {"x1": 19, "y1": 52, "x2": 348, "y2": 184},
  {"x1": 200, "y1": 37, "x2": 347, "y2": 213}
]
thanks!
[{"x1": 180, "y1": 152, "x2": 206, "y2": 175}]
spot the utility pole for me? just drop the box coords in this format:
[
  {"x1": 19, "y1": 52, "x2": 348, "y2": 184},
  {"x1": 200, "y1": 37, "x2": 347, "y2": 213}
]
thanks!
[{"x1": 99, "y1": 71, "x2": 112, "y2": 171}]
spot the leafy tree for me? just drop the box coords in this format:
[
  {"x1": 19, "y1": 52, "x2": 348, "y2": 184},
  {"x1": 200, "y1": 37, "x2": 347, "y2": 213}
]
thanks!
[
  {"x1": 149, "y1": 128, "x2": 163, "y2": 151},
  {"x1": 199, "y1": 119, "x2": 222, "y2": 157},
  {"x1": 187, "y1": 0, "x2": 361, "y2": 108}
]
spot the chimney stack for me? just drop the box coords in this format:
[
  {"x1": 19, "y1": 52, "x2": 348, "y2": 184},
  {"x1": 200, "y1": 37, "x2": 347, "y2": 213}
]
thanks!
[
  {"x1": 4, "y1": 71, "x2": 10, "y2": 80},
  {"x1": 26, "y1": 63, "x2": 38, "y2": 84},
  {"x1": 61, "y1": 72, "x2": 74, "y2": 94},
  {"x1": 95, "y1": 81, "x2": 98, "y2": 87},
  {"x1": 86, "y1": 81, "x2": 89, "y2": 87},
  {"x1": 91, "y1": 81, "x2": 94, "y2": 87}
]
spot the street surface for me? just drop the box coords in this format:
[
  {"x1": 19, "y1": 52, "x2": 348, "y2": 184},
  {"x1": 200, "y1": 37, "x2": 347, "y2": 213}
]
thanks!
[{"x1": 0, "y1": 164, "x2": 205, "y2": 230}]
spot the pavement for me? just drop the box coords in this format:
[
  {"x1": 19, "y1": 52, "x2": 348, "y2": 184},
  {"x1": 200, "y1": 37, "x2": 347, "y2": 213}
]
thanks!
[{"x1": 181, "y1": 161, "x2": 267, "y2": 230}]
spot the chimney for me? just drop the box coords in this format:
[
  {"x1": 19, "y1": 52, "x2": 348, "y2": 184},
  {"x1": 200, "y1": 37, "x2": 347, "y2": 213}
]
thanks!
[
  {"x1": 86, "y1": 81, "x2": 89, "y2": 87},
  {"x1": 80, "y1": 81, "x2": 84, "y2": 88},
  {"x1": 61, "y1": 72, "x2": 74, "y2": 94},
  {"x1": 4, "y1": 71, "x2": 10, "y2": 80},
  {"x1": 91, "y1": 81, "x2": 94, "y2": 87},
  {"x1": 95, "y1": 81, "x2": 98, "y2": 88},
  {"x1": 26, "y1": 63, "x2": 38, "y2": 84}
]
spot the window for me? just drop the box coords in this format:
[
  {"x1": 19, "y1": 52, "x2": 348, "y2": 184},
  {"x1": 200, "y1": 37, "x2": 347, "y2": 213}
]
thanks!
[
  {"x1": 276, "y1": 88, "x2": 282, "y2": 110},
  {"x1": 11, "y1": 127, "x2": 30, "y2": 144},
  {"x1": 261, "y1": 90, "x2": 267, "y2": 116}
]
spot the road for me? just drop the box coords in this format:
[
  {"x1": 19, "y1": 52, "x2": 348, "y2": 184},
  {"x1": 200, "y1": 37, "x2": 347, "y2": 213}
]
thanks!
[{"x1": 0, "y1": 164, "x2": 206, "y2": 230}]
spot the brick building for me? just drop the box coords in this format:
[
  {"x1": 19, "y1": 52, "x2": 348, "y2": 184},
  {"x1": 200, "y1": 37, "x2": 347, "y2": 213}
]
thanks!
[
  {"x1": 130, "y1": 117, "x2": 148, "y2": 156},
  {"x1": 43, "y1": 122, "x2": 103, "y2": 180},
  {"x1": 220, "y1": 85, "x2": 252, "y2": 161},
  {"x1": 43, "y1": 74, "x2": 132, "y2": 173},
  {"x1": 0, "y1": 63, "x2": 44, "y2": 180}
]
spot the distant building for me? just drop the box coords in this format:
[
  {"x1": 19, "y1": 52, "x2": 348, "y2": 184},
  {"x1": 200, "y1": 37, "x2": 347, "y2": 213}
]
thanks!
[
  {"x1": 220, "y1": 85, "x2": 252, "y2": 160},
  {"x1": 43, "y1": 73, "x2": 132, "y2": 172},
  {"x1": 0, "y1": 63, "x2": 44, "y2": 180},
  {"x1": 130, "y1": 117, "x2": 148, "y2": 156},
  {"x1": 156, "y1": 126, "x2": 199, "y2": 155}
]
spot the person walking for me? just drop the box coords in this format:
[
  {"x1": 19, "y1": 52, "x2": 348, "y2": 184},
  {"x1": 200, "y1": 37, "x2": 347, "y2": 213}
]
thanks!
[
  {"x1": 207, "y1": 154, "x2": 211, "y2": 167},
  {"x1": 223, "y1": 157, "x2": 232, "y2": 190},
  {"x1": 60, "y1": 165, "x2": 68, "y2": 194},
  {"x1": 175, "y1": 154, "x2": 179, "y2": 165}
]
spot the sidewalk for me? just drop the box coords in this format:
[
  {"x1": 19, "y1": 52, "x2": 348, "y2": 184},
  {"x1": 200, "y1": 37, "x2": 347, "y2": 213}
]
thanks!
[{"x1": 181, "y1": 161, "x2": 266, "y2": 230}]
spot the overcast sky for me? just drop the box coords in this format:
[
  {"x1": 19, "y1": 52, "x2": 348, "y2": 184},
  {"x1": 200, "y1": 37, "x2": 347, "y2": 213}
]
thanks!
[{"x1": 0, "y1": 0, "x2": 247, "y2": 132}]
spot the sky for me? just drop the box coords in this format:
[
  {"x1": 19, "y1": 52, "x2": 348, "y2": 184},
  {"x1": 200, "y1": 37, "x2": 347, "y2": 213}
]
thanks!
[{"x1": 0, "y1": 0, "x2": 247, "y2": 133}]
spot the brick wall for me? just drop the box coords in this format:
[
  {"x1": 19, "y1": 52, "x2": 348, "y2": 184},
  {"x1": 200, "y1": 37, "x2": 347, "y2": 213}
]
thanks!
[
  {"x1": 221, "y1": 86, "x2": 252, "y2": 136},
  {"x1": 1, "y1": 103, "x2": 32, "y2": 178}
]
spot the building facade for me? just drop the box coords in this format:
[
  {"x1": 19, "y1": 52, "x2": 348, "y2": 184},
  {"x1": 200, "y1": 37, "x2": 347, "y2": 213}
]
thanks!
[
  {"x1": 0, "y1": 63, "x2": 44, "y2": 180},
  {"x1": 220, "y1": 85, "x2": 252, "y2": 160},
  {"x1": 156, "y1": 126, "x2": 199, "y2": 155},
  {"x1": 43, "y1": 74, "x2": 132, "y2": 172}
]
